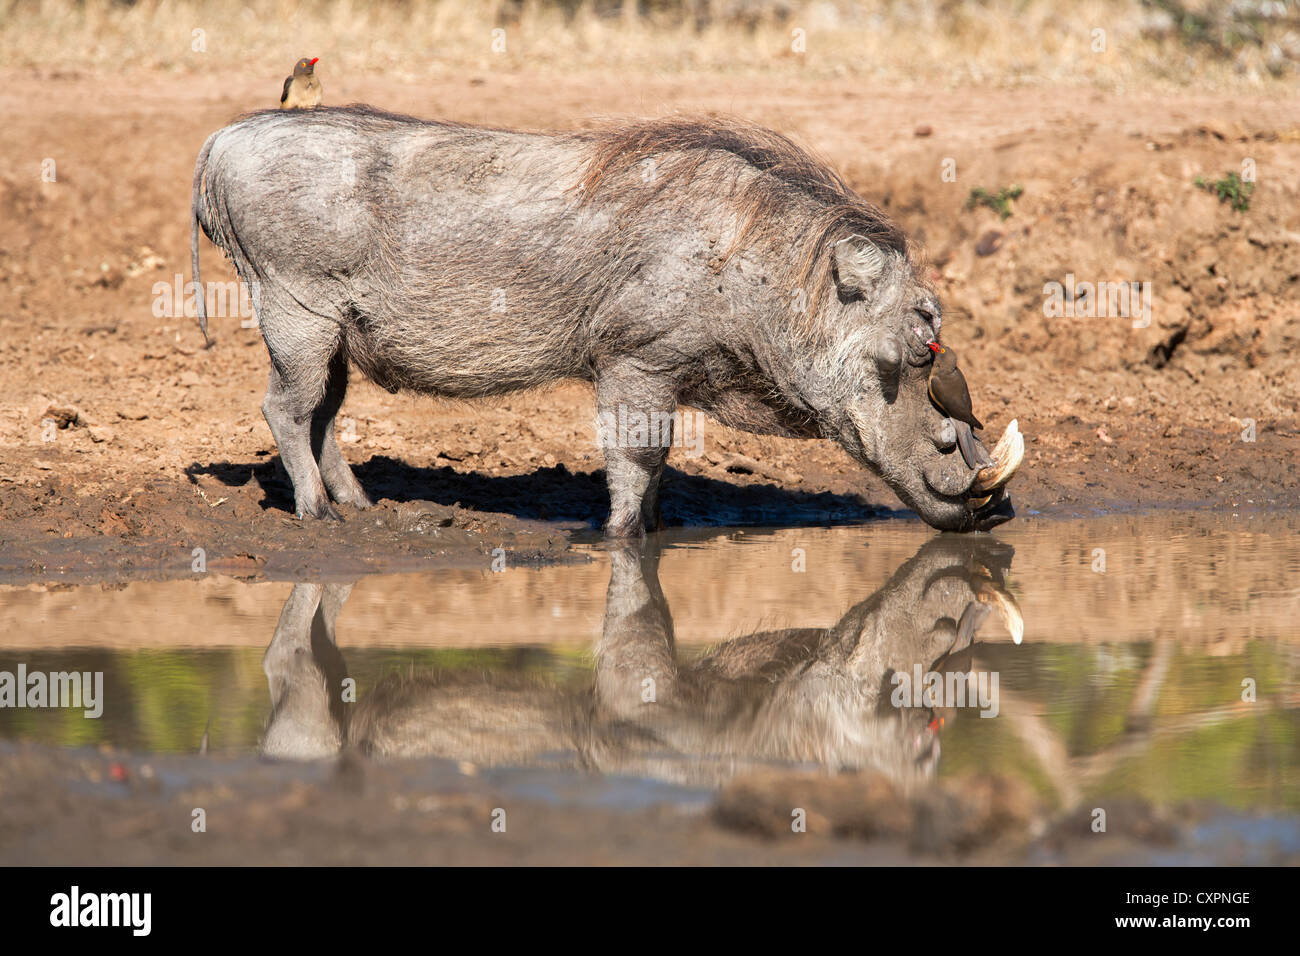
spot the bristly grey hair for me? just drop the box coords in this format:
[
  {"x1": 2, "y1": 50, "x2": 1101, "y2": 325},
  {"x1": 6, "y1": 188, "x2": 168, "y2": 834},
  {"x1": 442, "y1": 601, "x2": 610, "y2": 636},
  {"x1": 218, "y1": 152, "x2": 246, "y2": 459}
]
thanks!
[{"x1": 574, "y1": 115, "x2": 912, "y2": 336}]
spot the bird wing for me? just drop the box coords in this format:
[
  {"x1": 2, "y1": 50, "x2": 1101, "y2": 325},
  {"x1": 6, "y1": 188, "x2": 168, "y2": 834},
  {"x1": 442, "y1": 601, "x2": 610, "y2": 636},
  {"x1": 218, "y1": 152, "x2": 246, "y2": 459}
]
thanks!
[
  {"x1": 931, "y1": 368, "x2": 983, "y2": 430},
  {"x1": 950, "y1": 373, "x2": 982, "y2": 430},
  {"x1": 280, "y1": 76, "x2": 293, "y2": 104}
]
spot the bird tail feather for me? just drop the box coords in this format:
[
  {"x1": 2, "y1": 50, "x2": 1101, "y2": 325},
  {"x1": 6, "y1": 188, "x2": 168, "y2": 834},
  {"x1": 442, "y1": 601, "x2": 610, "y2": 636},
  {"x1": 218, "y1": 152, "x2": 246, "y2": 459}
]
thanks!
[{"x1": 956, "y1": 421, "x2": 994, "y2": 469}]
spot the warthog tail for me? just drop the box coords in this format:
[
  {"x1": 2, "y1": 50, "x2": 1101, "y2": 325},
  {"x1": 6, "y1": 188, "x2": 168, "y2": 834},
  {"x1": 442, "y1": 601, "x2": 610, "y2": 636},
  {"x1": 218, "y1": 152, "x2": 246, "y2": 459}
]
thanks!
[{"x1": 190, "y1": 131, "x2": 220, "y2": 348}]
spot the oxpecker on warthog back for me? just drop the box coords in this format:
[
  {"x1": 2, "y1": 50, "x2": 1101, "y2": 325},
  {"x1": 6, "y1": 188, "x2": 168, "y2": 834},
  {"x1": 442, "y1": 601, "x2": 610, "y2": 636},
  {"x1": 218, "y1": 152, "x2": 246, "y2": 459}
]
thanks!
[{"x1": 191, "y1": 106, "x2": 1020, "y2": 534}]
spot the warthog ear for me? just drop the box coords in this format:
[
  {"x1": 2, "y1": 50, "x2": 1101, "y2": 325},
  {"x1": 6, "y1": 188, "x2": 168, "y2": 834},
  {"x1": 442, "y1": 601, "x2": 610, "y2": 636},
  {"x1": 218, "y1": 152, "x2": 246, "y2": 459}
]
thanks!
[{"x1": 832, "y1": 235, "x2": 887, "y2": 297}]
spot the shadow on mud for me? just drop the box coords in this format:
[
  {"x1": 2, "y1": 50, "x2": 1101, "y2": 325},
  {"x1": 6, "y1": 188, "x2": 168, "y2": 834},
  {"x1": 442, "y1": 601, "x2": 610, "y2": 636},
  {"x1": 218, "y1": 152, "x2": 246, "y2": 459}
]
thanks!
[
  {"x1": 261, "y1": 534, "x2": 1020, "y2": 790},
  {"x1": 188, "y1": 456, "x2": 895, "y2": 528}
]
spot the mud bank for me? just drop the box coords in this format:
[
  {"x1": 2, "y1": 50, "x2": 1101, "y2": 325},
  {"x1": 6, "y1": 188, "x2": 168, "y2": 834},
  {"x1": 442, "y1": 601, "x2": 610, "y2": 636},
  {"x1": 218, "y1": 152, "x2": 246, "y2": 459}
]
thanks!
[
  {"x1": 1, "y1": 461, "x2": 1292, "y2": 586},
  {"x1": 2, "y1": 742, "x2": 1294, "y2": 866}
]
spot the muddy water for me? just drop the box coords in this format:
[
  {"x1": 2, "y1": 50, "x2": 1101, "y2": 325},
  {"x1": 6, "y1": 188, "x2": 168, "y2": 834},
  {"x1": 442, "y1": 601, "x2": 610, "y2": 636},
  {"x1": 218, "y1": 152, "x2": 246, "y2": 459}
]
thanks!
[{"x1": 0, "y1": 511, "x2": 1297, "y2": 816}]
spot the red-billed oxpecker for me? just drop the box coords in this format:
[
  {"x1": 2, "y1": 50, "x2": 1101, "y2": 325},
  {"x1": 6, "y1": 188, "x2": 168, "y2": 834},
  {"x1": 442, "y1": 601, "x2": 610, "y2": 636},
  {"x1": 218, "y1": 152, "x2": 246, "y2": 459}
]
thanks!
[{"x1": 281, "y1": 57, "x2": 322, "y2": 110}]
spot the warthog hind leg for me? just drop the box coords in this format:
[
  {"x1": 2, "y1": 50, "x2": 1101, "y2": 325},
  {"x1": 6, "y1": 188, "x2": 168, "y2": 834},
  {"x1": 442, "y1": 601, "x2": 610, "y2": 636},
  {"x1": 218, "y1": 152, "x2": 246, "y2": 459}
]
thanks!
[
  {"x1": 260, "y1": 305, "x2": 344, "y2": 521},
  {"x1": 312, "y1": 348, "x2": 374, "y2": 510},
  {"x1": 264, "y1": 364, "x2": 339, "y2": 520}
]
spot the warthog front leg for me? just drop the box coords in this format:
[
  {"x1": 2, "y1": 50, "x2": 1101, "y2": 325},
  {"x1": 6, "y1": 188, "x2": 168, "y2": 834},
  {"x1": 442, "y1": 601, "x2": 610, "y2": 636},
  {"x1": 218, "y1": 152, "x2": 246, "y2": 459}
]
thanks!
[{"x1": 596, "y1": 366, "x2": 677, "y2": 537}]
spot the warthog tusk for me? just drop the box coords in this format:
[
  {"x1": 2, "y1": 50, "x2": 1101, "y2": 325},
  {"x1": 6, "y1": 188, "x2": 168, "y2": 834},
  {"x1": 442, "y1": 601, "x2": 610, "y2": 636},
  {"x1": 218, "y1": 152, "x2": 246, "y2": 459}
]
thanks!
[
  {"x1": 973, "y1": 419, "x2": 1024, "y2": 494},
  {"x1": 978, "y1": 585, "x2": 1024, "y2": 645}
]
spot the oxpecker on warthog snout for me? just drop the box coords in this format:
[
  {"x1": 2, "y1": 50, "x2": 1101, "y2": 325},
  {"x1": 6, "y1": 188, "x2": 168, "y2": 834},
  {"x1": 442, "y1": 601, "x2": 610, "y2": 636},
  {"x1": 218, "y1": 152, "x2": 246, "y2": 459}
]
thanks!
[{"x1": 190, "y1": 107, "x2": 1021, "y2": 534}]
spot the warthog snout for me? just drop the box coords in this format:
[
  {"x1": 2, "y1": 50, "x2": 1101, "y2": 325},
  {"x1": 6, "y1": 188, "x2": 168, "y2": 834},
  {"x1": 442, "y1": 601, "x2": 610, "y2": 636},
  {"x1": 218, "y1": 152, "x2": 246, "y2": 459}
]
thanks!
[{"x1": 847, "y1": 391, "x2": 1022, "y2": 533}]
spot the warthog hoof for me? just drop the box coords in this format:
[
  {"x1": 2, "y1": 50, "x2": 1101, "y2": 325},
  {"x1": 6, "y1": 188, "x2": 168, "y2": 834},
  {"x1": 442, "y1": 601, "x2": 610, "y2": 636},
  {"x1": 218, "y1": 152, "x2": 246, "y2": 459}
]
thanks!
[{"x1": 297, "y1": 500, "x2": 344, "y2": 522}]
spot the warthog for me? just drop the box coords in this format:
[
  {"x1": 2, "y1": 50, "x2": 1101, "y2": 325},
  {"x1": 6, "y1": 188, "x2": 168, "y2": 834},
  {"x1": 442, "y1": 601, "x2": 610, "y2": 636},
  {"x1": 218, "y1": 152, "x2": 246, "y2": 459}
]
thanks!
[{"x1": 191, "y1": 107, "x2": 1021, "y2": 533}]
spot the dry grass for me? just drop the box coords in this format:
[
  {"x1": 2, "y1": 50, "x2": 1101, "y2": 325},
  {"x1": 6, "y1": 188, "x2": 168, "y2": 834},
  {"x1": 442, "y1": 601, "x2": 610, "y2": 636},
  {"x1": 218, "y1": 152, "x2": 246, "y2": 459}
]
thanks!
[{"x1": 2, "y1": 0, "x2": 1298, "y2": 91}]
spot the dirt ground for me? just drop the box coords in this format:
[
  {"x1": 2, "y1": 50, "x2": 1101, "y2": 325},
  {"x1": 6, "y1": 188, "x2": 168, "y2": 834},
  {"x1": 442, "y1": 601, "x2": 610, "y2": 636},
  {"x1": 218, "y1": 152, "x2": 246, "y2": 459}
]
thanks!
[
  {"x1": 5, "y1": 740, "x2": 1292, "y2": 866},
  {"x1": 1, "y1": 68, "x2": 1298, "y2": 581}
]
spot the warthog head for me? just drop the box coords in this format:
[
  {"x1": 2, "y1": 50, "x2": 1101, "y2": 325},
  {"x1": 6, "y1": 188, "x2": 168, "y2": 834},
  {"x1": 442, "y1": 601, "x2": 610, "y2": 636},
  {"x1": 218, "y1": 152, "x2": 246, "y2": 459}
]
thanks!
[
  {"x1": 812, "y1": 236, "x2": 1020, "y2": 532},
  {"x1": 577, "y1": 118, "x2": 1026, "y2": 531}
]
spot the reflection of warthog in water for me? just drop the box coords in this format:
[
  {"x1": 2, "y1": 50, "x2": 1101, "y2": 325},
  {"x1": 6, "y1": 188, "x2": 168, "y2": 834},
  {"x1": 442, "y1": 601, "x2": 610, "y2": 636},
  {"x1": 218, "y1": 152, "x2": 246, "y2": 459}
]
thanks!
[
  {"x1": 193, "y1": 109, "x2": 1021, "y2": 534},
  {"x1": 262, "y1": 537, "x2": 1022, "y2": 789}
]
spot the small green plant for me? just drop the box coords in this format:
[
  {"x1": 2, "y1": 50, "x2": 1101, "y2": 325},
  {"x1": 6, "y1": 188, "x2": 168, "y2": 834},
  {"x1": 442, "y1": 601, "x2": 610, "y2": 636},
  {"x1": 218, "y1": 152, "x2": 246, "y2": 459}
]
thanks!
[
  {"x1": 1195, "y1": 171, "x2": 1253, "y2": 212},
  {"x1": 966, "y1": 185, "x2": 1024, "y2": 220}
]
